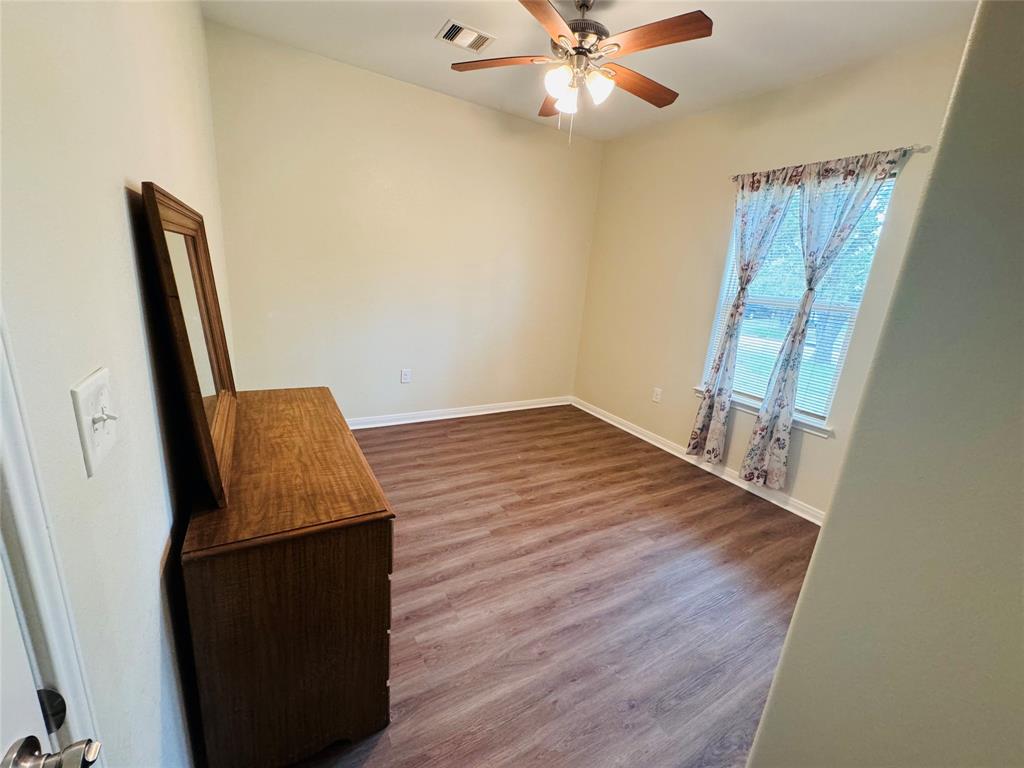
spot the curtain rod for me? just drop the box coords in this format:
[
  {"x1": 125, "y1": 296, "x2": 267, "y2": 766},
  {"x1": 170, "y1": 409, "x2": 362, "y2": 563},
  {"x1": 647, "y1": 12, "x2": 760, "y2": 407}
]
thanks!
[{"x1": 730, "y1": 144, "x2": 931, "y2": 182}]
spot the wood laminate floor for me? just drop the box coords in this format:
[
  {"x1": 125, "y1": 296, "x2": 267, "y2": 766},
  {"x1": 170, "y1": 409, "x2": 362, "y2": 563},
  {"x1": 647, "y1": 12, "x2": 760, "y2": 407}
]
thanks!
[{"x1": 309, "y1": 405, "x2": 818, "y2": 768}]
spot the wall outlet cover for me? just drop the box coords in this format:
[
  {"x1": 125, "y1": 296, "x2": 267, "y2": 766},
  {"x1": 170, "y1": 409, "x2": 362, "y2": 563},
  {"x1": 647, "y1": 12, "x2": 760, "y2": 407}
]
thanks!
[
  {"x1": 70, "y1": 367, "x2": 118, "y2": 477},
  {"x1": 652, "y1": 387, "x2": 663, "y2": 403}
]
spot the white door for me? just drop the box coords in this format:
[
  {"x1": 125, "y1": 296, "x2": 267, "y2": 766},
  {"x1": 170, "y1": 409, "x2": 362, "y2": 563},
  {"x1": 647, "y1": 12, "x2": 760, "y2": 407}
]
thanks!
[
  {"x1": 1, "y1": 571, "x2": 102, "y2": 766},
  {"x1": 1, "y1": 563, "x2": 49, "y2": 747},
  {"x1": 1, "y1": 322, "x2": 102, "y2": 767}
]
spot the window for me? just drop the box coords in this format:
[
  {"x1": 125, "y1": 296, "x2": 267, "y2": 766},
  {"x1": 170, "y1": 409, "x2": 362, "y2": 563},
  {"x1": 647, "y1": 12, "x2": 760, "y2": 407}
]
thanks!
[{"x1": 701, "y1": 179, "x2": 894, "y2": 422}]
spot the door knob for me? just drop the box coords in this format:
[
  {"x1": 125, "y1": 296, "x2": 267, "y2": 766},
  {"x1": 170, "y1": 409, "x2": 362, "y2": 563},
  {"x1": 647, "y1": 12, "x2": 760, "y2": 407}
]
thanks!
[{"x1": 1, "y1": 736, "x2": 101, "y2": 768}]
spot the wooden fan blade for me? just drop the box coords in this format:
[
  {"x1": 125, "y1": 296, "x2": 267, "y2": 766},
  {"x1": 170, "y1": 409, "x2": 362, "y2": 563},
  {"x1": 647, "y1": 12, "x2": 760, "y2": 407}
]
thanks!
[
  {"x1": 452, "y1": 55, "x2": 549, "y2": 72},
  {"x1": 519, "y1": 0, "x2": 575, "y2": 45},
  {"x1": 600, "y1": 11, "x2": 712, "y2": 59},
  {"x1": 605, "y1": 63, "x2": 678, "y2": 108},
  {"x1": 539, "y1": 94, "x2": 558, "y2": 117}
]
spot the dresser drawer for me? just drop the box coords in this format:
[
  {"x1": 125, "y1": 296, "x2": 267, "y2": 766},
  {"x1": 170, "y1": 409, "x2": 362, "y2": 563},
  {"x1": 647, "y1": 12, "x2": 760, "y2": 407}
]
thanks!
[{"x1": 184, "y1": 518, "x2": 392, "y2": 768}]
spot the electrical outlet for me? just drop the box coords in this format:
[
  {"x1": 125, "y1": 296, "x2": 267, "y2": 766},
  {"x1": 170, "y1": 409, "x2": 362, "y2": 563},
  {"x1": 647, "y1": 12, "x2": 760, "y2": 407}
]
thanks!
[
  {"x1": 651, "y1": 387, "x2": 663, "y2": 403},
  {"x1": 400, "y1": 368, "x2": 412, "y2": 384}
]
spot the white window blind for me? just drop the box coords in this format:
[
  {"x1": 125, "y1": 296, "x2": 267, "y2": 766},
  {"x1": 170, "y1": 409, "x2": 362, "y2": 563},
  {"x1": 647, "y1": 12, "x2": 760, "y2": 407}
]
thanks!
[{"x1": 702, "y1": 179, "x2": 894, "y2": 421}]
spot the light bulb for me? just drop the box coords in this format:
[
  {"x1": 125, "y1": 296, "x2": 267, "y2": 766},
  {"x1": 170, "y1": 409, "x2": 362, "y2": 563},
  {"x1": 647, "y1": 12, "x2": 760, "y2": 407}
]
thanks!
[
  {"x1": 554, "y1": 87, "x2": 578, "y2": 114},
  {"x1": 544, "y1": 65, "x2": 573, "y2": 99},
  {"x1": 586, "y1": 69, "x2": 614, "y2": 105}
]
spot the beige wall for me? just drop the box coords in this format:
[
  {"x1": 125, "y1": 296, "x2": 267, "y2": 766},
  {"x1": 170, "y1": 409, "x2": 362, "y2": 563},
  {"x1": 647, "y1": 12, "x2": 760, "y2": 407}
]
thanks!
[
  {"x1": 748, "y1": 3, "x2": 1023, "y2": 765},
  {"x1": 204, "y1": 23, "x2": 602, "y2": 419},
  {"x1": 2, "y1": 2, "x2": 231, "y2": 764},
  {"x1": 573, "y1": 30, "x2": 967, "y2": 516}
]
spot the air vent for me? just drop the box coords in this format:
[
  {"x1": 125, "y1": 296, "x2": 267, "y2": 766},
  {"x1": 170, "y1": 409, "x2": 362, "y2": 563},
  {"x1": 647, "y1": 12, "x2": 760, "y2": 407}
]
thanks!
[{"x1": 436, "y1": 20, "x2": 495, "y2": 53}]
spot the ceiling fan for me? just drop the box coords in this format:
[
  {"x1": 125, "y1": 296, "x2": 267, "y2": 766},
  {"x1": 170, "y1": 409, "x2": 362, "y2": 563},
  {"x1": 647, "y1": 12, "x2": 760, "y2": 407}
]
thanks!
[{"x1": 450, "y1": 0, "x2": 712, "y2": 117}]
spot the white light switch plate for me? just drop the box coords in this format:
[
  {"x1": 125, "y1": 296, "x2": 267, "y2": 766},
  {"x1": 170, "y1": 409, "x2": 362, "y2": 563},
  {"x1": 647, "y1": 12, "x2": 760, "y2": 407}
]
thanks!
[
  {"x1": 70, "y1": 367, "x2": 118, "y2": 477},
  {"x1": 400, "y1": 368, "x2": 412, "y2": 384}
]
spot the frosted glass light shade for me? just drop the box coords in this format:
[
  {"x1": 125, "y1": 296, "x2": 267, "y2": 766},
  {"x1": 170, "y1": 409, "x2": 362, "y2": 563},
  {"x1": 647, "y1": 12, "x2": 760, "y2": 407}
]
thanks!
[
  {"x1": 555, "y1": 87, "x2": 578, "y2": 114},
  {"x1": 586, "y1": 69, "x2": 614, "y2": 105},
  {"x1": 544, "y1": 65, "x2": 573, "y2": 99}
]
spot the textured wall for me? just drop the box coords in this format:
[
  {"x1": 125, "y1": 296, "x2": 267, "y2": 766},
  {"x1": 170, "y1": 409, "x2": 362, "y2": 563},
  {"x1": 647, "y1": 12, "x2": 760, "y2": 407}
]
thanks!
[
  {"x1": 749, "y1": 3, "x2": 1023, "y2": 765},
  {"x1": 573, "y1": 30, "x2": 967, "y2": 516},
  {"x1": 2, "y1": 2, "x2": 231, "y2": 763},
  {"x1": 206, "y1": 23, "x2": 602, "y2": 418}
]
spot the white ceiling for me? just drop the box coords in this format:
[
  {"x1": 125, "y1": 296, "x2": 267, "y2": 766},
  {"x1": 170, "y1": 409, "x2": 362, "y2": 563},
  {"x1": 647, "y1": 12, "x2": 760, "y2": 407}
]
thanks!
[{"x1": 201, "y1": 0, "x2": 975, "y2": 141}]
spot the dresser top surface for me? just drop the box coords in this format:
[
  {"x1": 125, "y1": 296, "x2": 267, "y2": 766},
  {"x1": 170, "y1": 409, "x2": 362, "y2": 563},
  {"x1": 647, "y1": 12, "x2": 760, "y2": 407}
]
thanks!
[{"x1": 183, "y1": 387, "x2": 391, "y2": 557}]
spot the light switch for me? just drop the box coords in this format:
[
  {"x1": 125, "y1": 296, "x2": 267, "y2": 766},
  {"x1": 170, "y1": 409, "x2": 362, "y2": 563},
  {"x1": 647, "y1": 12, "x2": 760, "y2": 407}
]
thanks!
[{"x1": 70, "y1": 367, "x2": 119, "y2": 477}]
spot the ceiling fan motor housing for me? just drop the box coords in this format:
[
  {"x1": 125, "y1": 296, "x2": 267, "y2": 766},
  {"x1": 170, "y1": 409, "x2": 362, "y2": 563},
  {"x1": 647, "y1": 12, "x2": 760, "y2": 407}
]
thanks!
[{"x1": 550, "y1": 17, "x2": 610, "y2": 56}]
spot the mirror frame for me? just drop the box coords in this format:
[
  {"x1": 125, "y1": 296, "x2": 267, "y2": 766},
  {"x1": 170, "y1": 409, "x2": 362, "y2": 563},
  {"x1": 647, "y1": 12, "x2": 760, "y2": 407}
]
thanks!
[{"x1": 141, "y1": 182, "x2": 235, "y2": 507}]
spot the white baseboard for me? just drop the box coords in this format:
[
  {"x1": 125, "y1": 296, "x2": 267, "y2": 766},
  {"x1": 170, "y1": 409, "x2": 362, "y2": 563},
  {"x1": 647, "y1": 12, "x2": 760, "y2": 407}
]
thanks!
[
  {"x1": 569, "y1": 397, "x2": 825, "y2": 526},
  {"x1": 346, "y1": 396, "x2": 573, "y2": 430},
  {"x1": 347, "y1": 393, "x2": 825, "y2": 526}
]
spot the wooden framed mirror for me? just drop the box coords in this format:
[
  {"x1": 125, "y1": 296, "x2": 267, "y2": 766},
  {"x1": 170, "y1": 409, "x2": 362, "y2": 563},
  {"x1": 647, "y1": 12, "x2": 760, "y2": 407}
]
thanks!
[{"x1": 141, "y1": 182, "x2": 235, "y2": 507}]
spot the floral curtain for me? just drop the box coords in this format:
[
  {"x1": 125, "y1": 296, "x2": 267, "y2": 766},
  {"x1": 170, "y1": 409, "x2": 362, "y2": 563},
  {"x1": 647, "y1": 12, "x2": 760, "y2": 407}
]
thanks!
[
  {"x1": 740, "y1": 148, "x2": 907, "y2": 489},
  {"x1": 687, "y1": 166, "x2": 803, "y2": 463}
]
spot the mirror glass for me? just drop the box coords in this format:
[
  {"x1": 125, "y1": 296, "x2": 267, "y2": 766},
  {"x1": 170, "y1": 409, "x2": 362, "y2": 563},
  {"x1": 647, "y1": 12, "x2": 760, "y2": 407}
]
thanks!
[{"x1": 165, "y1": 231, "x2": 217, "y2": 422}]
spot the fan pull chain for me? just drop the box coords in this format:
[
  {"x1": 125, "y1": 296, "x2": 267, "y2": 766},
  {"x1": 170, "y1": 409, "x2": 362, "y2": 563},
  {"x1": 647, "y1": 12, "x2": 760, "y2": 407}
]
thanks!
[{"x1": 568, "y1": 112, "x2": 574, "y2": 145}]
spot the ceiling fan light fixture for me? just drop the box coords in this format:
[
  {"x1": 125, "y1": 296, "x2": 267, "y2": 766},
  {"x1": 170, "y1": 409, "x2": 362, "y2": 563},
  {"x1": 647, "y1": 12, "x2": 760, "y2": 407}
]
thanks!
[
  {"x1": 544, "y1": 64, "x2": 573, "y2": 99},
  {"x1": 450, "y1": 2, "x2": 709, "y2": 119},
  {"x1": 586, "y1": 68, "x2": 614, "y2": 105},
  {"x1": 554, "y1": 87, "x2": 578, "y2": 114}
]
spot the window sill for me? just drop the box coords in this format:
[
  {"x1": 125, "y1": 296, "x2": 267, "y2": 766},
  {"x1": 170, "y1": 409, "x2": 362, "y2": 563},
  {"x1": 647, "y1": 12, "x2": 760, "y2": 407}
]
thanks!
[{"x1": 691, "y1": 387, "x2": 835, "y2": 439}]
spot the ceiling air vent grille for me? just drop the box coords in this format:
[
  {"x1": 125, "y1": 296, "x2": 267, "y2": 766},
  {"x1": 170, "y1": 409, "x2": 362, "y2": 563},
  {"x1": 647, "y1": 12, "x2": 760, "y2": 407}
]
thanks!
[{"x1": 436, "y1": 20, "x2": 495, "y2": 53}]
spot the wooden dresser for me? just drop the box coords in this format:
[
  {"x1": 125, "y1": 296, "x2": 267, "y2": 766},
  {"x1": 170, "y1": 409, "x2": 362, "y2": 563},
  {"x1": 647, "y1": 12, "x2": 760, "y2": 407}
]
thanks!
[{"x1": 182, "y1": 387, "x2": 393, "y2": 768}]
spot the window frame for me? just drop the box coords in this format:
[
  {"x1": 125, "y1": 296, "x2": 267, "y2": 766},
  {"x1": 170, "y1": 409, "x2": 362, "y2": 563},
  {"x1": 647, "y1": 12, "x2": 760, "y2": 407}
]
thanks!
[{"x1": 696, "y1": 178, "x2": 896, "y2": 438}]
